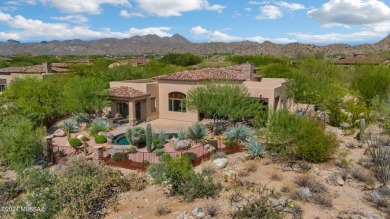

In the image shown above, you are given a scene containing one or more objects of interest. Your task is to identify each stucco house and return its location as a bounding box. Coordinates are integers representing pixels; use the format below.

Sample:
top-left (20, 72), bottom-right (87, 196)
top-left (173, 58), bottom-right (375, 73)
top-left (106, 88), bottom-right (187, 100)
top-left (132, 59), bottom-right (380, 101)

top-left (109, 63), bottom-right (293, 125)
top-left (0, 63), bottom-right (71, 93)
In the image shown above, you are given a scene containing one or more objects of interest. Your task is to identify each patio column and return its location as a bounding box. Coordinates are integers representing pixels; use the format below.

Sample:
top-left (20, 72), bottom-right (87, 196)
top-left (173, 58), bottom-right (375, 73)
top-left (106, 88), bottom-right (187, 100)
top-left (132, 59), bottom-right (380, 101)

top-left (128, 101), bottom-right (136, 126)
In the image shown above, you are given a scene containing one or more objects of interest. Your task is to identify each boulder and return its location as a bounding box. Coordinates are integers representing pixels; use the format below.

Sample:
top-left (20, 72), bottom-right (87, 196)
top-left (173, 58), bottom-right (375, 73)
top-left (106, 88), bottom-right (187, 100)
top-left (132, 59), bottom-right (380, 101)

top-left (53, 129), bottom-right (66, 137)
top-left (336, 175), bottom-right (345, 186)
top-left (213, 158), bottom-right (228, 169)
top-left (298, 187), bottom-right (312, 201)
top-left (191, 206), bottom-right (205, 218)
top-left (173, 140), bottom-right (192, 151)
top-left (340, 122), bottom-right (351, 129)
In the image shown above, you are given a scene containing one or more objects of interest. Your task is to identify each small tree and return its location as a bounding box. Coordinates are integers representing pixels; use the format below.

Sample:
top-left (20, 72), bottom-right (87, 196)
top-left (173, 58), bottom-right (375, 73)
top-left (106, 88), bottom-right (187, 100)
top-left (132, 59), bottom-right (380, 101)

top-left (186, 81), bottom-right (266, 124)
top-left (145, 123), bottom-right (153, 152)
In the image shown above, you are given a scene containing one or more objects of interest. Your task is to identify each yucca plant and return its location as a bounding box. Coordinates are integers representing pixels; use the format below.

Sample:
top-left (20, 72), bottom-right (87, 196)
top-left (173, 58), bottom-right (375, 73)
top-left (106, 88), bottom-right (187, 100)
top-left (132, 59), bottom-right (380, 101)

top-left (60, 118), bottom-right (78, 139)
top-left (224, 124), bottom-right (252, 145)
top-left (246, 139), bottom-right (265, 159)
top-left (187, 123), bottom-right (208, 144)
top-left (89, 118), bottom-right (110, 136)
top-left (126, 127), bottom-right (146, 147)
top-left (177, 129), bottom-right (186, 140)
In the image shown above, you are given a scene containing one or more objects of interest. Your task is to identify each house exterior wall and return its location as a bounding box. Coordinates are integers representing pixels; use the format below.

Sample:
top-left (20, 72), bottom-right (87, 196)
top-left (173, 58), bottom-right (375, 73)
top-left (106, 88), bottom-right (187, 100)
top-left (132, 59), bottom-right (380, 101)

top-left (109, 77), bottom-right (292, 124)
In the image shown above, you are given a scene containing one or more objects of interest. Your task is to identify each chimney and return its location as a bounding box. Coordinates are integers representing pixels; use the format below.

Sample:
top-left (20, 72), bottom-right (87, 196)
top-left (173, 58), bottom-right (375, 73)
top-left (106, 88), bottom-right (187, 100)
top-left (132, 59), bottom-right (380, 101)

top-left (43, 62), bottom-right (52, 73)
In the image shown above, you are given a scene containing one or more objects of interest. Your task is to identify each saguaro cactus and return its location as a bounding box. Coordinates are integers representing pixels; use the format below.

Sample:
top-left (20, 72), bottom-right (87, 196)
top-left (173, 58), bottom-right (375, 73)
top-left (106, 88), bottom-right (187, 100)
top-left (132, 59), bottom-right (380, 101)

top-left (360, 119), bottom-right (365, 143)
top-left (146, 123), bottom-right (152, 152)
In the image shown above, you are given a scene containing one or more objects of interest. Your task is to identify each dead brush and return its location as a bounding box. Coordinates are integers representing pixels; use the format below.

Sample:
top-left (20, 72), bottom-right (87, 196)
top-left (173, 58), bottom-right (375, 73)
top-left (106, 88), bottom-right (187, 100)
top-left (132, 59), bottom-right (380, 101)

top-left (294, 175), bottom-right (326, 193)
top-left (238, 161), bottom-right (257, 177)
top-left (204, 200), bottom-right (220, 217)
top-left (154, 202), bottom-right (172, 216)
top-left (312, 194), bottom-right (333, 208)
top-left (126, 172), bottom-right (148, 191)
top-left (270, 173), bottom-right (283, 181)
top-left (351, 166), bottom-right (376, 186)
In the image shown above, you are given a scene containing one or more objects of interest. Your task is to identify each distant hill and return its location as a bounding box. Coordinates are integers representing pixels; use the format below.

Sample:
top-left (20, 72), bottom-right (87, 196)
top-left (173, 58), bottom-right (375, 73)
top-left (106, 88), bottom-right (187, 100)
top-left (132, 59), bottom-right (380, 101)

top-left (0, 34), bottom-right (389, 56)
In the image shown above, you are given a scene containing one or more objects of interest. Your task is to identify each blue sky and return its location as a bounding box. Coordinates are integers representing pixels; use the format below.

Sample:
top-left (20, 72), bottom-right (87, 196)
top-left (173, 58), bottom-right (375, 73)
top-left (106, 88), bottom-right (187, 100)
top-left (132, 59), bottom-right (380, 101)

top-left (0, 0), bottom-right (390, 45)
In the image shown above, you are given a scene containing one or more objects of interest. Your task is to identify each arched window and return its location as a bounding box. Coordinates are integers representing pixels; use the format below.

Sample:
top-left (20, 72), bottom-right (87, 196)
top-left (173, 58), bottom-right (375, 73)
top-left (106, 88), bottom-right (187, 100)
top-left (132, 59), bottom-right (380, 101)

top-left (168, 92), bottom-right (186, 112)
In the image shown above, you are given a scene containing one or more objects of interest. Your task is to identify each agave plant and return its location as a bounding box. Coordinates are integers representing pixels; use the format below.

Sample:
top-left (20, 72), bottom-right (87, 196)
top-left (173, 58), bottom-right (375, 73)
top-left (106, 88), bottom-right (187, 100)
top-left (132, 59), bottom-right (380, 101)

top-left (246, 139), bottom-right (265, 159)
top-left (187, 123), bottom-right (208, 144)
top-left (60, 118), bottom-right (78, 139)
top-left (72, 112), bottom-right (91, 124)
top-left (126, 127), bottom-right (146, 147)
top-left (224, 124), bottom-right (252, 145)
top-left (89, 118), bottom-right (110, 136)
top-left (177, 128), bottom-right (186, 140)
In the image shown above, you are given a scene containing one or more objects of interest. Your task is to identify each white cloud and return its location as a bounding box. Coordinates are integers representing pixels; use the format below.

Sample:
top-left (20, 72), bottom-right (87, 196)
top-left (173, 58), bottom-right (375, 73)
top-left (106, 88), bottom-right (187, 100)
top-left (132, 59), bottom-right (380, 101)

top-left (135, 0), bottom-right (225, 17)
top-left (207, 31), bottom-right (243, 42)
top-left (248, 1), bottom-right (270, 5)
top-left (247, 36), bottom-right (297, 44)
top-left (244, 7), bottom-right (252, 11)
top-left (38, 0), bottom-right (132, 14)
top-left (119, 10), bottom-right (144, 18)
top-left (190, 26), bottom-right (208, 35)
top-left (0, 11), bottom-right (172, 41)
top-left (308, 0), bottom-right (390, 27)
top-left (276, 1), bottom-right (305, 11)
top-left (256, 5), bottom-right (282, 19)
top-left (51, 15), bottom-right (89, 24)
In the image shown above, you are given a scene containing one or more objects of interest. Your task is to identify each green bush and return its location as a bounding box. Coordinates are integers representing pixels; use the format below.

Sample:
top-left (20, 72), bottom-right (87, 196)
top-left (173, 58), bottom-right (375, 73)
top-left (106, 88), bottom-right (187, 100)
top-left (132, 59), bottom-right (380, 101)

top-left (179, 170), bottom-right (222, 202)
top-left (89, 118), bottom-right (110, 136)
top-left (80, 136), bottom-right (90, 142)
top-left (147, 163), bottom-right (168, 184)
top-left (94, 135), bottom-right (107, 144)
top-left (165, 156), bottom-right (194, 194)
top-left (129, 146), bottom-right (137, 153)
top-left (182, 152), bottom-right (197, 162)
top-left (162, 153), bottom-right (171, 162)
top-left (152, 138), bottom-right (159, 147)
top-left (125, 127), bottom-right (145, 147)
top-left (155, 149), bottom-right (165, 156)
top-left (69, 138), bottom-right (82, 148)
top-left (266, 110), bottom-right (339, 162)
top-left (112, 152), bottom-right (128, 161)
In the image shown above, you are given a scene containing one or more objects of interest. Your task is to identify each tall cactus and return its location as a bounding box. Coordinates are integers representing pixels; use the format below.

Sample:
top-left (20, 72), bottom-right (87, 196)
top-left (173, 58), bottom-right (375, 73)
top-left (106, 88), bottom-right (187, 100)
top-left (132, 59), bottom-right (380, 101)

top-left (146, 123), bottom-right (153, 152)
top-left (360, 119), bottom-right (365, 143)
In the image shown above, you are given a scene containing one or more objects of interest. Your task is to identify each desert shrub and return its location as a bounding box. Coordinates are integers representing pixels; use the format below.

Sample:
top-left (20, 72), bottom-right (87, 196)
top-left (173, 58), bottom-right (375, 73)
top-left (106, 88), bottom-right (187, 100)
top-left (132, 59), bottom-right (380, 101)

top-left (122, 172), bottom-right (148, 191)
top-left (89, 118), bottom-right (110, 136)
top-left (179, 170), bottom-right (222, 202)
top-left (351, 167), bottom-right (376, 186)
top-left (270, 173), bottom-right (283, 181)
top-left (164, 156), bottom-right (194, 195)
top-left (266, 110), bottom-right (339, 162)
top-left (15, 156), bottom-right (134, 219)
top-left (152, 138), bottom-right (159, 146)
top-left (60, 118), bottom-right (78, 139)
top-left (112, 152), bottom-right (128, 161)
top-left (224, 124), bottom-right (252, 145)
top-left (58, 149), bottom-right (66, 157)
top-left (0, 179), bottom-right (23, 208)
top-left (281, 186), bottom-right (291, 193)
top-left (94, 134), bottom-right (107, 144)
top-left (312, 194), bottom-right (333, 208)
top-left (211, 151), bottom-right (227, 159)
top-left (155, 149), bottom-right (165, 156)
top-left (246, 139), bottom-right (265, 159)
top-left (204, 200), bottom-right (220, 217)
top-left (129, 146), bottom-right (137, 153)
top-left (238, 161), bottom-right (257, 177)
top-left (230, 185), bottom-right (283, 219)
top-left (368, 141), bottom-right (390, 185)
top-left (68, 137), bottom-right (82, 148)
top-left (187, 123), bottom-right (208, 144)
top-left (155, 142), bottom-right (165, 149)
top-left (162, 153), bottom-right (171, 162)
top-left (154, 202), bottom-right (172, 216)
top-left (80, 136), bottom-right (90, 142)
top-left (147, 163), bottom-right (168, 184)
top-left (177, 128), bottom-right (186, 140)
top-left (294, 175), bottom-right (326, 193)
top-left (338, 148), bottom-right (352, 170)
top-left (182, 152), bottom-right (197, 162)
top-left (125, 127), bottom-right (145, 147)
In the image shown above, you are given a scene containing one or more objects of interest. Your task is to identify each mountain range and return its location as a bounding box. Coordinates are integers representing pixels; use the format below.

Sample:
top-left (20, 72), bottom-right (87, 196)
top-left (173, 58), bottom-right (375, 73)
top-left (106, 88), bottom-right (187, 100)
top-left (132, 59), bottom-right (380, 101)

top-left (1, 34), bottom-right (389, 57)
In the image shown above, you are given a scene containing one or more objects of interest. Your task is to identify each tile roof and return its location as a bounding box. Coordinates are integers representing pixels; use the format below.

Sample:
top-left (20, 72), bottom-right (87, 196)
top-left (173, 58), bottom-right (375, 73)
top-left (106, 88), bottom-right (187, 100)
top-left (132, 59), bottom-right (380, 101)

top-left (334, 55), bottom-right (385, 65)
top-left (153, 63), bottom-right (260, 82)
top-left (109, 86), bottom-right (150, 99)
top-left (0, 63), bottom-right (71, 73)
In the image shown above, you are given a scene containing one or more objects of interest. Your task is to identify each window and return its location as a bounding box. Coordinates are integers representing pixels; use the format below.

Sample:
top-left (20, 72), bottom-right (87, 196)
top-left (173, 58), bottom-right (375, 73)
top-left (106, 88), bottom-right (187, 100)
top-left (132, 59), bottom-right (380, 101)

top-left (151, 97), bottom-right (156, 112)
top-left (168, 92), bottom-right (186, 112)
top-left (0, 79), bottom-right (6, 92)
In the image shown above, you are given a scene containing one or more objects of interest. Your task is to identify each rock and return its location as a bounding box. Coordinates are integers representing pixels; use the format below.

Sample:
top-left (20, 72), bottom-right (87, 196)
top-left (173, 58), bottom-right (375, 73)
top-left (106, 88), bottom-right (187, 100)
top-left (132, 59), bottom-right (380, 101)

top-left (213, 158), bottom-right (228, 169)
top-left (336, 175), bottom-right (345, 186)
top-left (173, 140), bottom-right (192, 151)
top-left (76, 135), bottom-right (86, 141)
top-left (269, 198), bottom-right (281, 207)
top-left (340, 122), bottom-right (351, 129)
top-left (204, 144), bottom-right (210, 151)
top-left (298, 187), bottom-right (312, 201)
top-left (370, 191), bottom-right (381, 203)
top-left (191, 206), bottom-right (204, 218)
top-left (357, 142), bottom-right (363, 148)
top-left (379, 185), bottom-right (390, 197)
top-left (53, 129), bottom-right (66, 137)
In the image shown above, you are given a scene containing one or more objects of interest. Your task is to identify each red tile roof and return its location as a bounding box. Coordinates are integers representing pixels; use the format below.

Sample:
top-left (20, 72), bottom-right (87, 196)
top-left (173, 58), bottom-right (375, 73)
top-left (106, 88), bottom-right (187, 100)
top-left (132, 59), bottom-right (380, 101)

top-left (153, 63), bottom-right (260, 81)
top-left (334, 55), bottom-right (385, 65)
top-left (0, 63), bottom-right (70, 73)
top-left (110, 86), bottom-right (150, 99)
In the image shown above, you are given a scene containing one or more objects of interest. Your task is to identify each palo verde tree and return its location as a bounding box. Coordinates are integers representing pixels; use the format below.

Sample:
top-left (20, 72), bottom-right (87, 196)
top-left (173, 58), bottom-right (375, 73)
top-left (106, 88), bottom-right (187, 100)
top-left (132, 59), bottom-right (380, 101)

top-left (186, 81), bottom-right (266, 124)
